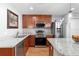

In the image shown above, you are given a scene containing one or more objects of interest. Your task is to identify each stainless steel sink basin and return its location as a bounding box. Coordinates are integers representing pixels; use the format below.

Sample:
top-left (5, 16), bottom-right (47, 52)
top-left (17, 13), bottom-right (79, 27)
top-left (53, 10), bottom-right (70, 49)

top-left (17, 36), bottom-right (25, 38)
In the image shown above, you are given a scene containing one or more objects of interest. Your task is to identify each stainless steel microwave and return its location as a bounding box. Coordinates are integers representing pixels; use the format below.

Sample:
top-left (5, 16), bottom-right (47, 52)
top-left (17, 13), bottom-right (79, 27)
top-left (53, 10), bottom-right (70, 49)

top-left (36, 22), bottom-right (45, 28)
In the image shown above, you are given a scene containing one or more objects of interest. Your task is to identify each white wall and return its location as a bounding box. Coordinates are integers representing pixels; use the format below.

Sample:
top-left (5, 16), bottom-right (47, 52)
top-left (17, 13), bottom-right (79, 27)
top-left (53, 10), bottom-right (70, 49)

top-left (62, 14), bottom-right (72, 38)
top-left (70, 18), bottom-right (79, 35)
top-left (63, 13), bottom-right (79, 38)
top-left (0, 4), bottom-right (22, 37)
top-left (62, 15), bottom-right (68, 38)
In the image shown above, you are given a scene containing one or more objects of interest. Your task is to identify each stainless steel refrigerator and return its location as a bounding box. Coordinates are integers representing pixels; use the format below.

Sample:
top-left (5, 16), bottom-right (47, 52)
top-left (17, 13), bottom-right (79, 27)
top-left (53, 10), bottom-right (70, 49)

top-left (51, 22), bottom-right (55, 37)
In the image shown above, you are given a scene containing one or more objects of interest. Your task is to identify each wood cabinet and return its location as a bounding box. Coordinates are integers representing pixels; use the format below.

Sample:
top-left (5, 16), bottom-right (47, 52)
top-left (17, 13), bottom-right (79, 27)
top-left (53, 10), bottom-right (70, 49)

top-left (24, 36), bottom-right (30, 55)
top-left (23, 35), bottom-right (35, 55)
top-left (0, 35), bottom-right (31, 56)
top-left (0, 48), bottom-right (15, 56)
top-left (22, 15), bottom-right (52, 28)
top-left (49, 45), bottom-right (53, 56)
top-left (29, 35), bottom-right (35, 47)
top-left (22, 15), bottom-right (35, 28)
top-left (22, 15), bottom-right (27, 28)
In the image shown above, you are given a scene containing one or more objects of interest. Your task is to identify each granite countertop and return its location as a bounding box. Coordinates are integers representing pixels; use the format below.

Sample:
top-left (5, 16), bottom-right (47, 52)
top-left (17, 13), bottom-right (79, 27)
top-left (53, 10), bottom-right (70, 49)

top-left (47, 38), bottom-right (79, 56)
top-left (0, 34), bottom-right (30, 48)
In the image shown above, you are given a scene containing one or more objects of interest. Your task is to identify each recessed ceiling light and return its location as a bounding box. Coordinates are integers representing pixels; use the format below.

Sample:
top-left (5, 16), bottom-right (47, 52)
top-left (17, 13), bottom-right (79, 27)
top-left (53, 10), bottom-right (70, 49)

top-left (29, 6), bottom-right (34, 10)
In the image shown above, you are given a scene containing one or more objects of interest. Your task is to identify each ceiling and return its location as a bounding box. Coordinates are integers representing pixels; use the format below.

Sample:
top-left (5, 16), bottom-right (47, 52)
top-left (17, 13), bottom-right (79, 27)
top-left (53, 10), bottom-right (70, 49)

top-left (6, 3), bottom-right (79, 16)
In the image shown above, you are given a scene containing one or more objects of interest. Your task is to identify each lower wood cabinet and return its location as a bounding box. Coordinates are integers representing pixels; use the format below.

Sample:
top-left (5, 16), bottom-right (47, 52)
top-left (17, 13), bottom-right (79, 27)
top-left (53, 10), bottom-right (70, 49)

top-left (0, 48), bottom-right (15, 56)
top-left (24, 36), bottom-right (30, 55)
top-left (0, 35), bottom-right (53, 56)
top-left (49, 45), bottom-right (53, 56)
top-left (29, 35), bottom-right (35, 47)
top-left (0, 35), bottom-right (33, 56)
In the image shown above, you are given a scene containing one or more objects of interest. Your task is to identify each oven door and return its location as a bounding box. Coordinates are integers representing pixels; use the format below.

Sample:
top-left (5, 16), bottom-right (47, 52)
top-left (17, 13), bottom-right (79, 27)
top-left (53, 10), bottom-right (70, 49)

top-left (35, 37), bottom-right (46, 46)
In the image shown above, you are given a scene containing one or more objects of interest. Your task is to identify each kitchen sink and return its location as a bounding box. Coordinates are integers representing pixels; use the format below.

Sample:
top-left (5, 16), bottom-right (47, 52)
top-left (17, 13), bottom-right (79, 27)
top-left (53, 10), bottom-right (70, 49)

top-left (17, 36), bottom-right (25, 38)
top-left (15, 35), bottom-right (25, 38)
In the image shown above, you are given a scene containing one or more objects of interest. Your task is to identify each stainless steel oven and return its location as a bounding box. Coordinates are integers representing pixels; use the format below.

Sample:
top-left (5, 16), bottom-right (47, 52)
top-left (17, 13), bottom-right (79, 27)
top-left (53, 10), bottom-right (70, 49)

top-left (35, 22), bottom-right (46, 47)
top-left (35, 37), bottom-right (46, 46)
top-left (35, 30), bottom-right (46, 47)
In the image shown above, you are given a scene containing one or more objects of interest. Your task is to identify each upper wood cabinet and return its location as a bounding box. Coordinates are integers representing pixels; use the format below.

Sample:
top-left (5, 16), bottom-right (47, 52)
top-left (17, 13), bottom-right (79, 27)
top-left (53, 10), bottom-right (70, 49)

top-left (22, 15), bottom-right (35, 28)
top-left (22, 15), bottom-right (27, 28)
top-left (22, 15), bottom-right (52, 28)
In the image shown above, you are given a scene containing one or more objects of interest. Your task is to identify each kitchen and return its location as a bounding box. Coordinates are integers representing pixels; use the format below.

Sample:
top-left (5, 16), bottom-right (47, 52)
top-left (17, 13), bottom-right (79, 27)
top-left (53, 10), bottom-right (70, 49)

top-left (0, 3), bottom-right (79, 56)
top-left (0, 3), bottom-right (55, 56)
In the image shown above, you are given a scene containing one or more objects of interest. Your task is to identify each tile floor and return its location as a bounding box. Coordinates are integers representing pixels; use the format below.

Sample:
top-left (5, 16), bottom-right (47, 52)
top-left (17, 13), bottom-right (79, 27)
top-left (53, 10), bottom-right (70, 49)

top-left (26, 47), bottom-right (49, 56)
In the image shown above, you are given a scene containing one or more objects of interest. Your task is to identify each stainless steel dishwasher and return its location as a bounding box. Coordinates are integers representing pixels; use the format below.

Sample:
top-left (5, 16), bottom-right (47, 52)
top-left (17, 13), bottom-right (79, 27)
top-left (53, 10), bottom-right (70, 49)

top-left (16, 41), bottom-right (24, 56)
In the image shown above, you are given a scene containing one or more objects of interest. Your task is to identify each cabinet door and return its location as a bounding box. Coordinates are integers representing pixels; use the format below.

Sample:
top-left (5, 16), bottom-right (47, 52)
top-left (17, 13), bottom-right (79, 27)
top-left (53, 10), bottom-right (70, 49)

top-left (0, 48), bottom-right (15, 56)
top-left (22, 15), bottom-right (35, 28)
top-left (24, 37), bottom-right (29, 47)
top-left (24, 36), bottom-right (30, 55)
top-left (29, 35), bottom-right (35, 47)
top-left (36, 15), bottom-right (52, 28)
top-left (22, 15), bottom-right (27, 28)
